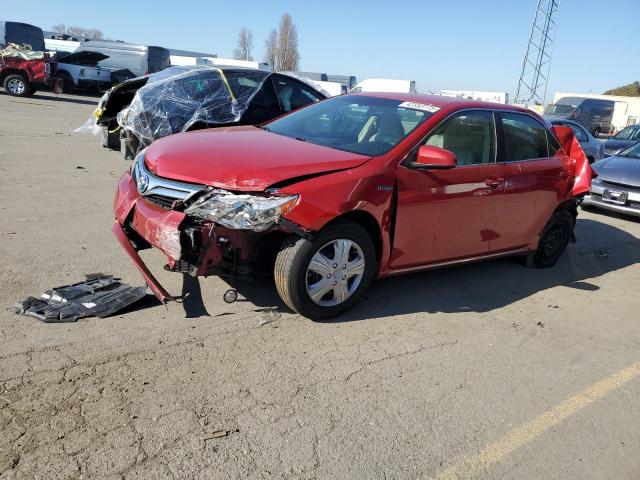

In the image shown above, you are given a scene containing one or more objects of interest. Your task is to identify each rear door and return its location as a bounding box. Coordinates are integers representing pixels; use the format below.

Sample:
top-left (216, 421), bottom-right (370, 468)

top-left (490, 111), bottom-right (571, 252)
top-left (391, 109), bottom-right (506, 269)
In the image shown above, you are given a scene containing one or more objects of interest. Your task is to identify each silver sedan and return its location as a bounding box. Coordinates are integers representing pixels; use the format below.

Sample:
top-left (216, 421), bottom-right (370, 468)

top-left (582, 142), bottom-right (640, 217)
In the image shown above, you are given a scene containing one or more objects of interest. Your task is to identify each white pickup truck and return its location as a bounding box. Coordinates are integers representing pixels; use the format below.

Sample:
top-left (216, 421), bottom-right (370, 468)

top-left (54, 51), bottom-right (113, 92)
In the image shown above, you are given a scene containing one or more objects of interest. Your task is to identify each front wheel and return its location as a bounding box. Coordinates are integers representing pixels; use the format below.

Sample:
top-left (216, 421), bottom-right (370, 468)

top-left (524, 210), bottom-right (575, 268)
top-left (274, 221), bottom-right (377, 320)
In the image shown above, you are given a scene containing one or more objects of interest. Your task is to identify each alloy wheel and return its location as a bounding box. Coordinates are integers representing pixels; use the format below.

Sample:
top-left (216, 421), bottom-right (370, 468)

top-left (7, 78), bottom-right (25, 95)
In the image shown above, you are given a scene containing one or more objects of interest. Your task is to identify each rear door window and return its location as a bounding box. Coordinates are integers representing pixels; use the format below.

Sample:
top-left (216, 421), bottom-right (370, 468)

top-left (499, 112), bottom-right (550, 161)
top-left (241, 77), bottom-right (280, 124)
top-left (272, 75), bottom-right (323, 113)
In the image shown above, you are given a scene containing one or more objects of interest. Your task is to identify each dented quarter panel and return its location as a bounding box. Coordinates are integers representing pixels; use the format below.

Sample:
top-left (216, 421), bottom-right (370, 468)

top-left (551, 125), bottom-right (593, 198)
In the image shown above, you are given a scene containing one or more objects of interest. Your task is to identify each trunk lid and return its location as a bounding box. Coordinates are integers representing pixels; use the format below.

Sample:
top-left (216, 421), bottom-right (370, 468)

top-left (593, 156), bottom-right (640, 188)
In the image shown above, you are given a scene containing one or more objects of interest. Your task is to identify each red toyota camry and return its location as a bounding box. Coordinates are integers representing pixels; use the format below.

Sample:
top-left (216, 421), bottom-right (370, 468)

top-left (113, 93), bottom-right (591, 319)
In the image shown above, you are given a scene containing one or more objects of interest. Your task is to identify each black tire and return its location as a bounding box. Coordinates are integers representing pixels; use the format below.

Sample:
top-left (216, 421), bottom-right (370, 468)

top-left (3, 74), bottom-right (30, 97)
top-left (101, 125), bottom-right (121, 150)
top-left (56, 71), bottom-right (74, 93)
top-left (120, 131), bottom-right (140, 160)
top-left (525, 210), bottom-right (575, 268)
top-left (274, 221), bottom-right (377, 320)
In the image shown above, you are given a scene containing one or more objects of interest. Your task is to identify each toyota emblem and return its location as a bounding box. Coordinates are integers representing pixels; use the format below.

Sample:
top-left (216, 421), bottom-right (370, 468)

top-left (137, 174), bottom-right (149, 193)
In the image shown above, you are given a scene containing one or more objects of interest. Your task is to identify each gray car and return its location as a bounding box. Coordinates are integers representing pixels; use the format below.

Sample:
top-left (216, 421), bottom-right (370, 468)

top-left (582, 142), bottom-right (640, 217)
top-left (546, 117), bottom-right (605, 163)
top-left (602, 124), bottom-right (640, 157)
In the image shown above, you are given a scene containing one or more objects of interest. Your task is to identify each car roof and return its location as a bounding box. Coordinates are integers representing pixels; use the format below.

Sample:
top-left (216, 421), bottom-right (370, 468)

top-left (349, 92), bottom-right (532, 112)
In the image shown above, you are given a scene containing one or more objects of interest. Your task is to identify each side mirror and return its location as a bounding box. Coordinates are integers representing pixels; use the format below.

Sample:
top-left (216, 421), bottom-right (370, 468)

top-left (406, 145), bottom-right (457, 170)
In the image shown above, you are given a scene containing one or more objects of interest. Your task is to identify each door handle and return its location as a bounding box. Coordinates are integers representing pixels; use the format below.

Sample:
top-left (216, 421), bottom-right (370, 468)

top-left (485, 177), bottom-right (504, 188)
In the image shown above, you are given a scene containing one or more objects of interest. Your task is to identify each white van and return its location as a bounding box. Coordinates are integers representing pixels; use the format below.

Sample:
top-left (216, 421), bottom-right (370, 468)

top-left (350, 78), bottom-right (417, 94)
top-left (310, 80), bottom-right (346, 97)
top-left (196, 56), bottom-right (272, 71)
top-left (74, 40), bottom-right (170, 77)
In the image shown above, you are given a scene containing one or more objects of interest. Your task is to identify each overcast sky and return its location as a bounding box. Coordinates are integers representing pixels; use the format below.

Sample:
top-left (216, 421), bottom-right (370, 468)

top-left (5, 0), bottom-right (639, 100)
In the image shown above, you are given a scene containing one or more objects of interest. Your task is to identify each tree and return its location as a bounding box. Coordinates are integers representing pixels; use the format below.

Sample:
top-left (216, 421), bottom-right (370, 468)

top-left (86, 28), bottom-right (104, 40)
top-left (264, 29), bottom-right (278, 69)
top-left (233, 27), bottom-right (254, 61)
top-left (275, 13), bottom-right (299, 72)
top-left (604, 81), bottom-right (640, 97)
top-left (50, 25), bottom-right (104, 40)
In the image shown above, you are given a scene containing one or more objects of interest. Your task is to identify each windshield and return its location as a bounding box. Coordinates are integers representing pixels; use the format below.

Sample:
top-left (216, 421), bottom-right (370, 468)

top-left (615, 126), bottom-right (640, 140)
top-left (265, 95), bottom-right (434, 156)
top-left (618, 142), bottom-right (640, 158)
top-left (544, 103), bottom-right (576, 115)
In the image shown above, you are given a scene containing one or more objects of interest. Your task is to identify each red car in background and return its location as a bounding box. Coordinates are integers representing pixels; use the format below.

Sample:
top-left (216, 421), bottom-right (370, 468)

top-left (112, 93), bottom-right (591, 319)
top-left (0, 50), bottom-right (52, 97)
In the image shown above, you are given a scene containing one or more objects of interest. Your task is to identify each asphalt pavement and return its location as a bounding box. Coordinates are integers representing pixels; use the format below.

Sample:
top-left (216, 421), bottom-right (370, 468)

top-left (0, 91), bottom-right (639, 479)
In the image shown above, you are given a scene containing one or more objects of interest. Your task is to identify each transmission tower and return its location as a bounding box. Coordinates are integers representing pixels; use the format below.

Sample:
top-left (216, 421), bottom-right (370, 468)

top-left (515, 0), bottom-right (560, 105)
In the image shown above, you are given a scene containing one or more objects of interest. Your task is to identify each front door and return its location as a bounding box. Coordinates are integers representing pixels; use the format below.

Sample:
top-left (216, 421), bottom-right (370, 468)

top-left (391, 110), bottom-right (506, 269)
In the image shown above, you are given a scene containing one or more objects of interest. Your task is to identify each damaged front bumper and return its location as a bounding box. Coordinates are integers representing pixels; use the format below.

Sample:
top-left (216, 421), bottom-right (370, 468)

top-left (113, 170), bottom-right (305, 303)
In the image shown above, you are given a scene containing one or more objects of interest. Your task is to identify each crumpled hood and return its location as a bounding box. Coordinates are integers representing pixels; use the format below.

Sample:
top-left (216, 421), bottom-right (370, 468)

top-left (592, 155), bottom-right (640, 188)
top-left (144, 126), bottom-right (371, 191)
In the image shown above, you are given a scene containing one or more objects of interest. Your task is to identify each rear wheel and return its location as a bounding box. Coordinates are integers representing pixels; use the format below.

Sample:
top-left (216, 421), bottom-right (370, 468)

top-left (274, 221), bottom-right (376, 320)
top-left (56, 71), bottom-right (74, 93)
top-left (525, 210), bottom-right (575, 268)
top-left (3, 74), bottom-right (30, 97)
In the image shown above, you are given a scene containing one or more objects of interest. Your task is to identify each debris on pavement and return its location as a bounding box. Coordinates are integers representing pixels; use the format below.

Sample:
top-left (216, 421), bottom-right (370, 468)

top-left (11, 275), bottom-right (147, 323)
top-left (204, 430), bottom-right (230, 440)
top-left (258, 309), bottom-right (281, 327)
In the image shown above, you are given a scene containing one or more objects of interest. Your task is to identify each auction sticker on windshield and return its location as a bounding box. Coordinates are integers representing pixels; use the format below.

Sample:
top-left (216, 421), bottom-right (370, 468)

top-left (398, 101), bottom-right (441, 113)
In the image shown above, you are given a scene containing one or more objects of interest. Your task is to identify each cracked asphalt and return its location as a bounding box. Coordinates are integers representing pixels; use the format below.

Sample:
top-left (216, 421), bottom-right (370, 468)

top-left (1, 91), bottom-right (639, 479)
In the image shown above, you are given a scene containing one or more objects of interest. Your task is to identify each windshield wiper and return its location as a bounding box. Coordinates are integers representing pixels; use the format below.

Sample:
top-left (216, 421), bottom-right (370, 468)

top-left (294, 136), bottom-right (309, 143)
top-left (259, 125), bottom-right (271, 132)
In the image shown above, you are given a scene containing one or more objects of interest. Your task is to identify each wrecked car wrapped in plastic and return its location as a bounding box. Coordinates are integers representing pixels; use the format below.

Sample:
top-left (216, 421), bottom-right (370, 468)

top-left (79, 66), bottom-right (328, 157)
